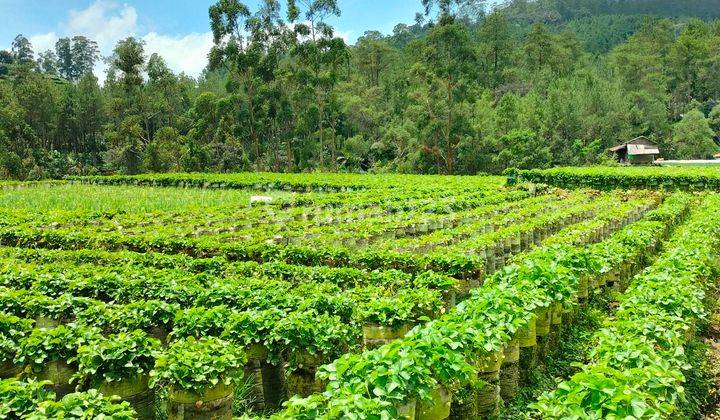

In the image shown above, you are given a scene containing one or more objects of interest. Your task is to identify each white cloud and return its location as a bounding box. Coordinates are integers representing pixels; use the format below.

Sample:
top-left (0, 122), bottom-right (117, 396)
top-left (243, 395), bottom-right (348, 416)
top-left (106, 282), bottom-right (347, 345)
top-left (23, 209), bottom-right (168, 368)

top-left (334, 29), bottom-right (353, 44)
top-left (29, 32), bottom-right (59, 54)
top-left (63, 0), bottom-right (138, 54)
top-left (27, 0), bottom-right (212, 82)
top-left (142, 32), bottom-right (214, 77)
top-left (27, 1), bottom-right (349, 81)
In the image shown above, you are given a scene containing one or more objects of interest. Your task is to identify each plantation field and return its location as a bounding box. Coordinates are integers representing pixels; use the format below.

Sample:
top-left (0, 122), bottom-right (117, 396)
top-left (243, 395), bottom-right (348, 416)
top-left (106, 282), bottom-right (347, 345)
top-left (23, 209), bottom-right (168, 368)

top-left (1, 172), bottom-right (719, 419)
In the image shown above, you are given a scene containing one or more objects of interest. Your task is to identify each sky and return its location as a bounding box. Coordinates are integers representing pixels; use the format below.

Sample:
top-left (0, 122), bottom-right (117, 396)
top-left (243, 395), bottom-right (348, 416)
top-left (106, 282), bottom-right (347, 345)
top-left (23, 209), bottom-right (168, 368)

top-left (0, 0), bottom-right (426, 79)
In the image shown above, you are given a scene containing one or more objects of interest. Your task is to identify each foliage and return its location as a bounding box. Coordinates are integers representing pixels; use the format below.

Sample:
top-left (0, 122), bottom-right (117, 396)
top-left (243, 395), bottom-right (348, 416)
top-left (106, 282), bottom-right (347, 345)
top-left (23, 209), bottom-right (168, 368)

top-left (0, 378), bottom-right (54, 418)
top-left (533, 194), bottom-right (720, 417)
top-left (518, 166), bottom-right (720, 191)
top-left (1, 3), bottom-right (720, 178)
top-left (27, 389), bottom-right (136, 419)
top-left (15, 324), bottom-right (100, 372)
top-left (74, 330), bottom-right (162, 386)
top-left (670, 108), bottom-right (718, 159)
top-left (0, 312), bottom-right (34, 363)
top-left (149, 336), bottom-right (246, 394)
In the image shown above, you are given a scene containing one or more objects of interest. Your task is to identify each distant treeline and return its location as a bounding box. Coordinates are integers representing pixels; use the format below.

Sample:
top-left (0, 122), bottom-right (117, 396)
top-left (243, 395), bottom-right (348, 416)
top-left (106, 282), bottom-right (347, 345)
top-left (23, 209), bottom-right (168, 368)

top-left (0, 0), bottom-right (719, 179)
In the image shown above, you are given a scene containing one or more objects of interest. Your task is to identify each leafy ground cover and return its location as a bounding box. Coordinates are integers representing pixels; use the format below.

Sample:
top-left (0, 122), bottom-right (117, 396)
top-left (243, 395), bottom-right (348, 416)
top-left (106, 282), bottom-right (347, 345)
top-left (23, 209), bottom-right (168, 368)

top-left (0, 172), bottom-right (717, 419)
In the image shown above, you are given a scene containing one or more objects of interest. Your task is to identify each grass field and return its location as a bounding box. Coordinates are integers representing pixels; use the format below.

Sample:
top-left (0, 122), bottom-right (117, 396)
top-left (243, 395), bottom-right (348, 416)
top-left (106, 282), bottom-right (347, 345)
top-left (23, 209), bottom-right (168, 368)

top-left (1, 171), bottom-right (718, 419)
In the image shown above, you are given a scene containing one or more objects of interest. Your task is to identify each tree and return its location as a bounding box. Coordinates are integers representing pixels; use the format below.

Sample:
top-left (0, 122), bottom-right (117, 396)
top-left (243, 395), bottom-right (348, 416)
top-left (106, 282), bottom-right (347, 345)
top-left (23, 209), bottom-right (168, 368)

top-left (670, 108), bottom-right (718, 159)
top-left (667, 20), bottom-right (714, 110)
top-left (75, 73), bottom-right (104, 159)
top-left (710, 103), bottom-right (720, 139)
top-left (111, 38), bottom-right (146, 93)
top-left (56, 36), bottom-right (100, 82)
top-left (0, 50), bottom-right (13, 77)
top-left (209, 0), bottom-right (285, 164)
top-left (36, 50), bottom-right (58, 75)
top-left (287, 0), bottom-right (347, 170)
top-left (354, 31), bottom-right (393, 87)
top-left (479, 11), bottom-right (512, 88)
top-left (494, 129), bottom-right (552, 171)
top-left (421, 0), bottom-right (487, 20)
top-left (11, 35), bottom-right (34, 64)
top-left (105, 115), bottom-right (146, 174)
top-left (412, 13), bottom-right (479, 174)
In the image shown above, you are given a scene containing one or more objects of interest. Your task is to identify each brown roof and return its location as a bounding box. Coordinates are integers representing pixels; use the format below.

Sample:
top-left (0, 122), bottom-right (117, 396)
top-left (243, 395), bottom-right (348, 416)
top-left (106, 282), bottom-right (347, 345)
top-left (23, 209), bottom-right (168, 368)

top-left (627, 144), bottom-right (660, 156)
top-left (609, 136), bottom-right (660, 154)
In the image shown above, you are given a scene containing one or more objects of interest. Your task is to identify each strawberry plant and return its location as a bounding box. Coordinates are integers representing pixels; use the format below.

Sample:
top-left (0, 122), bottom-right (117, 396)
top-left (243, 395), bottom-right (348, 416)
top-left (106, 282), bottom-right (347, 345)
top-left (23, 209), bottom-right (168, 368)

top-left (149, 336), bottom-right (246, 394)
top-left (27, 389), bottom-right (136, 419)
top-left (73, 330), bottom-right (162, 387)
top-left (0, 378), bottom-right (54, 418)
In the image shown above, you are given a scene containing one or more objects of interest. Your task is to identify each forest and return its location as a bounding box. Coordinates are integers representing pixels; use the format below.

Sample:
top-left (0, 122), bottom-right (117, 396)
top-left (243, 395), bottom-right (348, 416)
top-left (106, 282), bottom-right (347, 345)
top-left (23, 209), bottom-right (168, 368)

top-left (1, 0), bottom-right (720, 179)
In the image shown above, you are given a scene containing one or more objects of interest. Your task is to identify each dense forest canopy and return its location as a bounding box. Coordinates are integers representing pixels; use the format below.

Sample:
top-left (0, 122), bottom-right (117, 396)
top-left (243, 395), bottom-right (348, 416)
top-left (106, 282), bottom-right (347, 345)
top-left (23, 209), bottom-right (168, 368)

top-left (1, 0), bottom-right (719, 178)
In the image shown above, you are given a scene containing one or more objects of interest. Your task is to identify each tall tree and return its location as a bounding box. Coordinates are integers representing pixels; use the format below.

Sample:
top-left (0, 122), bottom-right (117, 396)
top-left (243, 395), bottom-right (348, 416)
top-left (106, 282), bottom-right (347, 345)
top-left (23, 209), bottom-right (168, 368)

top-left (111, 38), bottom-right (146, 94)
top-left (670, 108), bottom-right (718, 159)
top-left (11, 35), bottom-right (34, 64)
top-left (412, 7), bottom-right (479, 174)
top-left (479, 10), bottom-right (512, 88)
top-left (209, 0), bottom-right (286, 164)
top-left (354, 31), bottom-right (393, 87)
top-left (56, 36), bottom-right (100, 82)
top-left (36, 50), bottom-right (58, 75)
top-left (287, 0), bottom-right (347, 170)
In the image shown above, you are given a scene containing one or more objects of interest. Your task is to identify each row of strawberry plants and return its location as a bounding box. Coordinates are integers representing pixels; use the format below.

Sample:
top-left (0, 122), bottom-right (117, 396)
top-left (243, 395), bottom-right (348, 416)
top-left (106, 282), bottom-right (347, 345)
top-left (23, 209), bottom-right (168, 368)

top-left (31, 189), bottom-right (533, 249)
top-left (0, 319), bottom-right (247, 418)
top-left (1, 377), bottom-right (136, 419)
top-left (367, 192), bottom-right (582, 253)
top-left (0, 194), bottom-right (683, 419)
top-left (0, 195), bottom-right (614, 278)
top-left (512, 166), bottom-right (720, 191)
top-left (0, 188), bottom-right (472, 234)
top-left (275, 184), bottom-right (510, 213)
top-left (252, 193), bottom-right (692, 419)
top-left (533, 193), bottom-right (720, 418)
top-left (0, 272), bottom-right (447, 333)
top-left (67, 172), bottom-right (505, 193)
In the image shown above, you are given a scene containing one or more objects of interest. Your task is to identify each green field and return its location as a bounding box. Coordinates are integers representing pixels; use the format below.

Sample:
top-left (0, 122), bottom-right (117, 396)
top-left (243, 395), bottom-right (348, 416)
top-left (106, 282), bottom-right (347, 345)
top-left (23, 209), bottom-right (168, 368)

top-left (1, 172), bottom-right (719, 419)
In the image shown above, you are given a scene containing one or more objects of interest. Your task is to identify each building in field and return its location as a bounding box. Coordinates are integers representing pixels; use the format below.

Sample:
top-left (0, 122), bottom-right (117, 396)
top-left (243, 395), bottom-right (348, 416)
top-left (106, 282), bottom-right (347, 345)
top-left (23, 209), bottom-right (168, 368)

top-left (608, 136), bottom-right (661, 165)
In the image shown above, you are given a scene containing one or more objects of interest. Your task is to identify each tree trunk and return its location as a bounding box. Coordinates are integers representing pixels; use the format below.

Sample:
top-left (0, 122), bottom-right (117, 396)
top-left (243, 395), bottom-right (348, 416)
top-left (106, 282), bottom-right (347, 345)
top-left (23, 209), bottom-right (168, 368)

top-left (318, 99), bottom-right (325, 170)
top-left (445, 80), bottom-right (454, 175)
top-left (330, 114), bottom-right (338, 172)
top-left (247, 77), bottom-right (260, 162)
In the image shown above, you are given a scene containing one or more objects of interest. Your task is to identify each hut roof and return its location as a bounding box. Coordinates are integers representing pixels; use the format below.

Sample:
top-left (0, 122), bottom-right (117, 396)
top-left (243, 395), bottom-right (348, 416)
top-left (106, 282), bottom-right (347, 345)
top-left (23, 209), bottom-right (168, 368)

top-left (609, 136), bottom-right (660, 155)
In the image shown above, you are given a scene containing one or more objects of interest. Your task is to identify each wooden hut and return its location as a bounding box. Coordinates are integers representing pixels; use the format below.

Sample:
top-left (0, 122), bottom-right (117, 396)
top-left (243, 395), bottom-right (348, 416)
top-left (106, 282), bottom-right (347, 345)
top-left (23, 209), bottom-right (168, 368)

top-left (608, 136), bottom-right (660, 165)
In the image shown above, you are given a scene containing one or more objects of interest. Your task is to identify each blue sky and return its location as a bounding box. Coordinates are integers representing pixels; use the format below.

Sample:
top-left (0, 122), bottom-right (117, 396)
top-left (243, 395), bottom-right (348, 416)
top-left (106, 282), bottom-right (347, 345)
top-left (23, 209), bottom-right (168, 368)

top-left (0, 0), bottom-right (426, 77)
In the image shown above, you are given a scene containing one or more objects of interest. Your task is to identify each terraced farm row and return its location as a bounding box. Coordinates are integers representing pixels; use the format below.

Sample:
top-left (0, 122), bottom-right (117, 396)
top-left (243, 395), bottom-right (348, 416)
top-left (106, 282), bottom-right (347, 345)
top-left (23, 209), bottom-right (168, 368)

top-left (1, 173), bottom-right (717, 419)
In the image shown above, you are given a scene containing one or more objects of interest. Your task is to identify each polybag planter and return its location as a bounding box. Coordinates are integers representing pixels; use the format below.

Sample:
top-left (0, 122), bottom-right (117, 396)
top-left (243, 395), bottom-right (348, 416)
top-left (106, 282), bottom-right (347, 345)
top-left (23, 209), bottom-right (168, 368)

top-left (38, 360), bottom-right (76, 399)
top-left (500, 338), bottom-right (520, 400)
top-left (244, 344), bottom-right (270, 412)
top-left (417, 387), bottom-right (451, 420)
top-left (168, 382), bottom-right (234, 420)
top-left (396, 399), bottom-right (417, 420)
top-left (286, 351), bottom-right (328, 398)
top-left (98, 374), bottom-right (154, 419)
top-left (362, 324), bottom-right (412, 350)
top-left (1, 357), bottom-right (20, 378)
